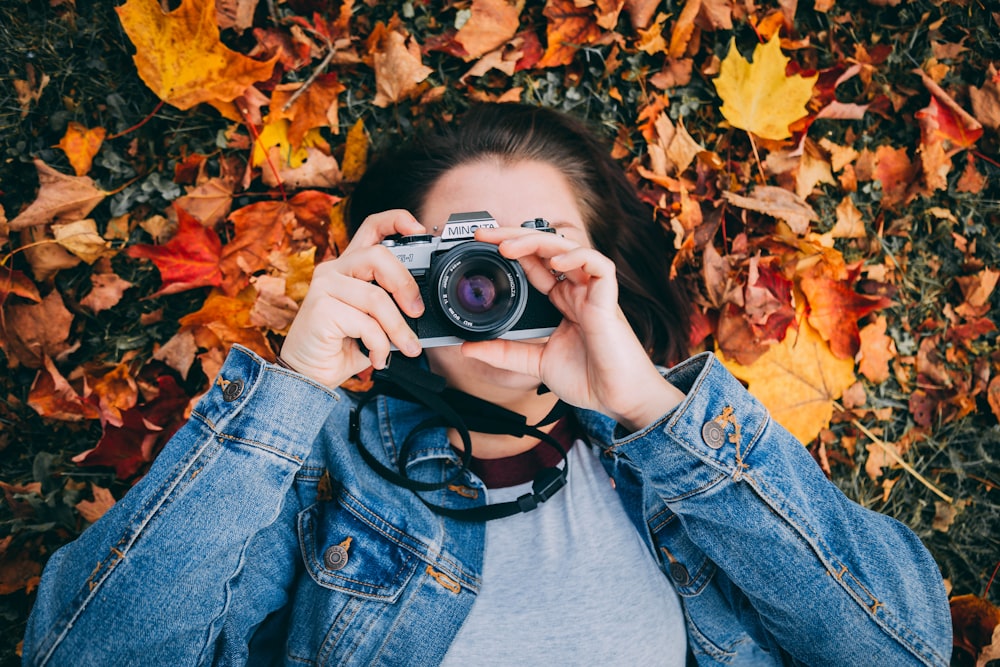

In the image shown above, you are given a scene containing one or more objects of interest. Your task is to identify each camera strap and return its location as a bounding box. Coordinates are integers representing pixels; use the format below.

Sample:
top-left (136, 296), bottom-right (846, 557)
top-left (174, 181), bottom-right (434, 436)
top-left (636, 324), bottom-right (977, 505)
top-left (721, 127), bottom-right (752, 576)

top-left (348, 353), bottom-right (569, 522)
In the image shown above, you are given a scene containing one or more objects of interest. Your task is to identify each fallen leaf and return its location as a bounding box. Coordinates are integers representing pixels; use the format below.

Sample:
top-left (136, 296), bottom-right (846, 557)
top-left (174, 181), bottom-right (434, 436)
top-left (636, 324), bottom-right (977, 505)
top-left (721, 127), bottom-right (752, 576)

top-left (219, 200), bottom-right (293, 294)
top-left (0, 267), bottom-right (42, 304)
top-left (27, 356), bottom-right (102, 422)
top-left (215, 0), bottom-right (258, 33)
top-left (249, 275), bottom-right (299, 331)
top-left (116, 0), bottom-right (277, 109)
top-left (89, 362), bottom-right (140, 427)
top-left (536, 0), bottom-right (604, 68)
top-left (800, 274), bottom-right (892, 360)
top-left (454, 0), bottom-right (525, 60)
top-left (857, 315), bottom-right (896, 383)
top-left (720, 314), bottom-right (856, 444)
top-left (713, 34), bottom-right (818, 140)
top-left (951, 593), bottom-right (1000, 665)
top-left (722, 186), bottom-right (817, 235)
top-left (152, 330), bottom-right (198, 380)
top-left (22, 225), bottom-right (82, 282)
top-left (988, 376), bottom-right (1000, 423)
top-left (270, 73), bottom-right (346, 145)
top-left (127, 205), bottom-right (224, 295)
top-left (0, 537), bottom-right (42, 596)
top-left (3, 290), bottom-right (77, 369)
top-left (370, 22), bottom-right (434, 107)
top-left (873, 144), bottom-right (918, 209)
top-left (55, 122), bottom-right (107, 177)
top-left (75, 484), bottom-right (116, 523)
top-left (173, 176), bottom-right (236, 227)
top-left (81, 263), bottom-right (134, 313)
top-left (8, 160), bottom-right (106, 231)
top-left (341, 118), bottom-right (369, 183)
top-left (969, 63), bottom-right (1000, 131)
top-left (52, 219), bottom-right (109, 264)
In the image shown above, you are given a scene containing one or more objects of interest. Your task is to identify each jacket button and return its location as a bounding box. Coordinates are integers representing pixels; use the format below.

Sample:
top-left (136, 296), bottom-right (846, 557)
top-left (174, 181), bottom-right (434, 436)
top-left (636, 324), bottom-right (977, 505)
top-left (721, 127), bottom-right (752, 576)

top-left (669, 562), bottom-right (690, 586)
top-left (701, 421), bottom-right (725, 449)
top-left (323, 544), bottom-right (349, 571)
top-left (222, 379), bottom-right (245, 402)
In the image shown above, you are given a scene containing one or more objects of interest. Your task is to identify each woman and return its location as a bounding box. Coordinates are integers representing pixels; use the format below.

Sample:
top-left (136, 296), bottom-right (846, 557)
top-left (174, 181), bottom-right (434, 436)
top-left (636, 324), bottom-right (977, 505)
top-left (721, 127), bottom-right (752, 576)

top-left (23, 104), bottom-right (951, 666)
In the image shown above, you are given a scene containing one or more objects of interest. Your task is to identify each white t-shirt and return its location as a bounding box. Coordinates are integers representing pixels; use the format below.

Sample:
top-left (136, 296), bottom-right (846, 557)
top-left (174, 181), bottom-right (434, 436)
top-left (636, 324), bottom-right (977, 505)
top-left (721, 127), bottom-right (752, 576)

top-left (441, 441), bottom-right (688, 665)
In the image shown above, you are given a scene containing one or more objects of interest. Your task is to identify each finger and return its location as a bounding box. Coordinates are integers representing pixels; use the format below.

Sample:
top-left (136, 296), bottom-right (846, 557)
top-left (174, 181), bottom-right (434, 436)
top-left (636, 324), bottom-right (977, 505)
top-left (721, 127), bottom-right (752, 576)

top-left (325, 277), bottom-right (422, 356)
top-left (347, 209), bottom-right (426, 250)
top-left (338, 245), bottom-right (424, 318)
top-left (460, 338), bottom-right (544, 379)
top-left (550, 248), bottom-right (619, 305)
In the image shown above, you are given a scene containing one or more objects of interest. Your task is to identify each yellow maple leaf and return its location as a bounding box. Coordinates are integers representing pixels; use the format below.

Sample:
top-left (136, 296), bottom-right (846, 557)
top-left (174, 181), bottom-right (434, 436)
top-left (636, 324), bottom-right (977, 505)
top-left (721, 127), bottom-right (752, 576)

top-left (116, 0), bottom-right (276, 110)
top-left (251, 119), bottom-right (326, 169)
top-left (713, 34), bottom-right (818, 141)
top-left (718, 313), bottom-right (856, 444)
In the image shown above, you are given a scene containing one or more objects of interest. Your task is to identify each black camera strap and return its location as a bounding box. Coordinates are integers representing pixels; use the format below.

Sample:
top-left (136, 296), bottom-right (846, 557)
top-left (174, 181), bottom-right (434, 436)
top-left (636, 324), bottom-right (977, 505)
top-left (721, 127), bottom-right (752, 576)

top-left (348, 353), bottom-right (569, 522)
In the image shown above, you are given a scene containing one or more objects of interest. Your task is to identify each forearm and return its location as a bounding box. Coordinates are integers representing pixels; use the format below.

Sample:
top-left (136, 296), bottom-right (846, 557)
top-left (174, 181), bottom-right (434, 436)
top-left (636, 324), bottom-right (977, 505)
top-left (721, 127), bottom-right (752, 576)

top-left (607, 353), bottom-right (952, 666)
top-left (23, 346), bottom-right (343, 666)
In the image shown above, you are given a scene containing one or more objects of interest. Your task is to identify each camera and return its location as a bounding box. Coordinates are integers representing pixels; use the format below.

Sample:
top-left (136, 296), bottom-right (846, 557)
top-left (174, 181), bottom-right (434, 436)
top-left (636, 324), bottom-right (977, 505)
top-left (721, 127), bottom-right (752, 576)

top-left (382, 211), bottom-right (562, 347)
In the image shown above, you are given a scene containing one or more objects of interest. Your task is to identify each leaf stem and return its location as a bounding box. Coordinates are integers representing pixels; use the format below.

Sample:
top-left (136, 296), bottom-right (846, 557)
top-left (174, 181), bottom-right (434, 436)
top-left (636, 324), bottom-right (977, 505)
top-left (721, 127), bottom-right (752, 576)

top-left (283, 41), bottom-right (336, 112)
top-left (747, 133), bottom-right (767, 184)
top-left (107, 100), bottom-right (166, 140)
top-left (842, 409), bottom-right (954, 504)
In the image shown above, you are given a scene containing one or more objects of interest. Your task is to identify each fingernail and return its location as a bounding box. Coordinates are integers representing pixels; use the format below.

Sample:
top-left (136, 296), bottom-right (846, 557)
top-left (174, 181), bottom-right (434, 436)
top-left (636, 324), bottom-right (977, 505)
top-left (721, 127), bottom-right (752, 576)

top-left (411, 299), bottom-right (424, 315)
top-left (403, 341), bottom-right (421, 356)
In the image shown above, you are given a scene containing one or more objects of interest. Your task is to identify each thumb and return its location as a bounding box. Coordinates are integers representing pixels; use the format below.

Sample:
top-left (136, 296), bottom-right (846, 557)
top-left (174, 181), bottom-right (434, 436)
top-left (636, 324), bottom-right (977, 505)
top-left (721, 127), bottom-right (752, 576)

top-left (460, 339), bottom-right (543, 379)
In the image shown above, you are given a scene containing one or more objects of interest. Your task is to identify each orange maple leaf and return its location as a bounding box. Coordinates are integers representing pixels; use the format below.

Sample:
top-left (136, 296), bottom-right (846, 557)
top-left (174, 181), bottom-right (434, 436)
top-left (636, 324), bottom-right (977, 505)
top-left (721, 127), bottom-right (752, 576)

top-left (27, 356), bottom-right (102, 422)
top-left (800, 274), bottom-right (892, 360)
top-left (126, 205), bottom-right (223, 295)
top-left (271, 74), bottom-right (347, 145)
top-left (55, 122), bottom-right (107, 177)
top-left (536, 0), bottom-right (604, 68)
top-left (455, 0), bottom-right (526, 60)
top-left (116, 0), bottom-right (277, 110)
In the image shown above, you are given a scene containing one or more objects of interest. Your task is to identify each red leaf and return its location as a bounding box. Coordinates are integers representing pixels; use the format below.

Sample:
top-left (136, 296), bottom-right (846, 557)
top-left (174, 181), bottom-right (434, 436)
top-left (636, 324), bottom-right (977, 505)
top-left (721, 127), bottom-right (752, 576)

top-left (127, 205), bottom-right (223, 296)
top-left (800, 275), bottom-right (893, 360)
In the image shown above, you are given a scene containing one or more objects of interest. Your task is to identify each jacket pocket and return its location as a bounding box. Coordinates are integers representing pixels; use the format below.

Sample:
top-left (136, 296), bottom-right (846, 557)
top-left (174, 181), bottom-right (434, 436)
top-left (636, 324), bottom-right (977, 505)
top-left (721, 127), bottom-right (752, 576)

top-left (297, 495), bottom-right (420, 602)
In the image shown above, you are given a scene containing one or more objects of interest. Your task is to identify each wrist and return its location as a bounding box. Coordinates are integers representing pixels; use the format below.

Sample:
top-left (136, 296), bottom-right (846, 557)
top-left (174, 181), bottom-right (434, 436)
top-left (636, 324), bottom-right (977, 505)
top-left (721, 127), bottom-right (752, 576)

top-left (611, 376), bottom-right (686, 433)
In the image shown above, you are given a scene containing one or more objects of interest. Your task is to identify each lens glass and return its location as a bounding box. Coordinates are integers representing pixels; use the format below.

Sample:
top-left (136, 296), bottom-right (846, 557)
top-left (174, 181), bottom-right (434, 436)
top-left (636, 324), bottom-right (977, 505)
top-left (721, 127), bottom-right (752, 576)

top-left (433, 242), bottom-right (528, 339)
top-left (455, 273), bottom-right (497, 314)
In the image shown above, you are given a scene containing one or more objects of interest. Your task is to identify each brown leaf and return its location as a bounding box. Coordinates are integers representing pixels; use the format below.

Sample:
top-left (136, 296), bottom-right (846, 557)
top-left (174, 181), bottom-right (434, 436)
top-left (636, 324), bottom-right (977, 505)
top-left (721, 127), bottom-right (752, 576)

top-left (27, 356), bottom-right (102, 422)
top-left (370, 23), bottom-right (434, 108)
top-left (89, 362), bottom-right (140, 427)
top-left (536, 0), bottom-right (604, 68)
top-left (215, 0), bottom-right (258, 33)
top-left (8, 160), bottom-right (106, 231)
top-left (152, 330), bottom-right (198, 380)
top-left (857, 315), bottom-right (896, 384)
top-left (75, 484), bottom-right (116, 523)
top-left (81, 262), bottom-right (133, 313)
top-left (951, 593), bottom-right (1000, 664)
top-left (0, 536), bottom-right (42, 596)
top-left (22, 225), bottom-right (82, 282)
top-left (3, 290), bottom-right (77, 369)
top-left (721, 186), bottom-right (817, 235)
top-left (52, 219), bottom-right (110, 264)
top-left (249, 275), bottom-right (299, 332)
top-left (989, 376), bottom-right (1000, 424)
top-left (969, 63), bottom-right (1000, 131)
top-left (219, 201), bottom-right (293, 294)
top-left (0, 266), bottom-right (42, 304)
top-left (270, 74), bottom-right (347, 145)
top-left (454, 0), bottom-right (525, 60)
top-left (173, 176), bottom-right (236, 227)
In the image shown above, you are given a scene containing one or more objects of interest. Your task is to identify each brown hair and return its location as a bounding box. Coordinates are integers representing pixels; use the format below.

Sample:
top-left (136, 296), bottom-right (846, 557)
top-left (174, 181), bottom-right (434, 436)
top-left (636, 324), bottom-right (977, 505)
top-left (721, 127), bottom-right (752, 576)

top-left (347, 103), bottom-right (689, 366)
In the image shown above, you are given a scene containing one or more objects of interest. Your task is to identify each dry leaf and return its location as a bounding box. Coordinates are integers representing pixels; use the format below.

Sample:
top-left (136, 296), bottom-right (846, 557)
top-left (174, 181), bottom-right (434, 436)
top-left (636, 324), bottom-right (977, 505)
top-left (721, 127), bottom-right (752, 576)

top-left (9, 160), bottom-right (106, 231)
top-left (536, 0), bottom-right (604, 68)
top-left (116, 0), bottom-right (277, 109)
top-left (3, 290), bottom-right (77, 369)
top-left (720, 314), bottom-right (857, 444)
top-left (371, 24), bottom-right (434, 107)
top-left (75, 484), bottom-right (116, 523)
top-left (722, 186), bottom-right (817, 235)
top-left (455, 0), bottom-right (526, 60)
top-left (55, 122), bottom-right (107, 177)
top-left (52, 219), bottom-right (109, 264)
top-left (714, 34), bottom-right (818, 140)
top-left (857, 315), bottom-right (896, 384)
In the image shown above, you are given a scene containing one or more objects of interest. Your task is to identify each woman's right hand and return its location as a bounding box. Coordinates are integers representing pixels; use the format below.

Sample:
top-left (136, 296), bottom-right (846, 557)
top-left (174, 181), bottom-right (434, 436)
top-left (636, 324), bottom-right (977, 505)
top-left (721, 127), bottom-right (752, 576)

top-left (278, 209), bottom-right (427, 388)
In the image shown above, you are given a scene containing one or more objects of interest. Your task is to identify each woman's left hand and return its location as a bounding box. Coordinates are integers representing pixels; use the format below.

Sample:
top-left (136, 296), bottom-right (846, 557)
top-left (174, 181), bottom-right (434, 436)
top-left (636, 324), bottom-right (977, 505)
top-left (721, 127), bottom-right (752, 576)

top-left (461, 226), bottom-right (686, 432)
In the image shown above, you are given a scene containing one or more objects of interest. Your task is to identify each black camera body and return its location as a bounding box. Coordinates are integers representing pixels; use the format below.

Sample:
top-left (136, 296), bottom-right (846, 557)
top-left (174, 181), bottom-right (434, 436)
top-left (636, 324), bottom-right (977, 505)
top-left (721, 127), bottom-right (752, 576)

top-left (382, 211), bottom-right (562, 348)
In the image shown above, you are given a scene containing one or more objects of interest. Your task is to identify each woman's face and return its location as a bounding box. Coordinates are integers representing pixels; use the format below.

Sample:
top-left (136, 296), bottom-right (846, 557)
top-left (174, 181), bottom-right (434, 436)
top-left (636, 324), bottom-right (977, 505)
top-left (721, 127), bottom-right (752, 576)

top-left (417, 159), bottom-right (590, 398)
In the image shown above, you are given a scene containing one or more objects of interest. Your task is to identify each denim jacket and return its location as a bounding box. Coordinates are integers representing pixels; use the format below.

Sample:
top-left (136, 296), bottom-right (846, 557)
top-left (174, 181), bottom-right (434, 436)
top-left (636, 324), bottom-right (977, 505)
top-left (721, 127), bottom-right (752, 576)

top-left (23, 346), bottom-right (952, 666)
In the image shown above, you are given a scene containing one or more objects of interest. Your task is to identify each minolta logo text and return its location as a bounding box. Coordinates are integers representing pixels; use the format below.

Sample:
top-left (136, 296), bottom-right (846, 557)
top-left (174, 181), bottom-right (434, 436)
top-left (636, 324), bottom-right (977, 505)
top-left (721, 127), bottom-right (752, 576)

top-left (441, 219), bottom-right (498, 241)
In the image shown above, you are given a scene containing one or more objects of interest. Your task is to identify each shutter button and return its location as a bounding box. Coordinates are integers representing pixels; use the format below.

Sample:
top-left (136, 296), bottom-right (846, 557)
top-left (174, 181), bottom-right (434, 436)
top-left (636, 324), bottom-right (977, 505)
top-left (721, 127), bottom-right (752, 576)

top-left (324, 544), bottom-right (349, 570)
top-left (701, 421), bottom-right (725, 449)
top-left (221, 379), bottom-right (244, 402)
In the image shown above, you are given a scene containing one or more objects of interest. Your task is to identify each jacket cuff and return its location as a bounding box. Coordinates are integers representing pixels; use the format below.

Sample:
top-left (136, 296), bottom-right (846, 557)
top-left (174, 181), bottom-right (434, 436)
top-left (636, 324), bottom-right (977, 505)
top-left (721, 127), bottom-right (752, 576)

top-left (609, 351), bottom-right (776, 500)
top-left (190, 344), bottom-right (344, 463)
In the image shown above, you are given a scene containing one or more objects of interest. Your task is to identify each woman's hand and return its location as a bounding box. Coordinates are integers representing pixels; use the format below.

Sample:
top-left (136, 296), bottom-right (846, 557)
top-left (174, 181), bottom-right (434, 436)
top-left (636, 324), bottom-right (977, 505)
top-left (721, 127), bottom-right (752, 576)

top-left (461, 226), bottom-right (686, 432)
top-left (279, 210), bottom-right (427, 388)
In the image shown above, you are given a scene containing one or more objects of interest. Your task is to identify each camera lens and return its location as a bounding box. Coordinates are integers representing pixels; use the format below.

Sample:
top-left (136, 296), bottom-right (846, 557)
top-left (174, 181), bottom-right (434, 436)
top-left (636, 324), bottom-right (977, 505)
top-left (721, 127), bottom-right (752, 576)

top-left (431, 242), bottom-right (528, 340)
top-left (455, 274), bottom-right (497, 313)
